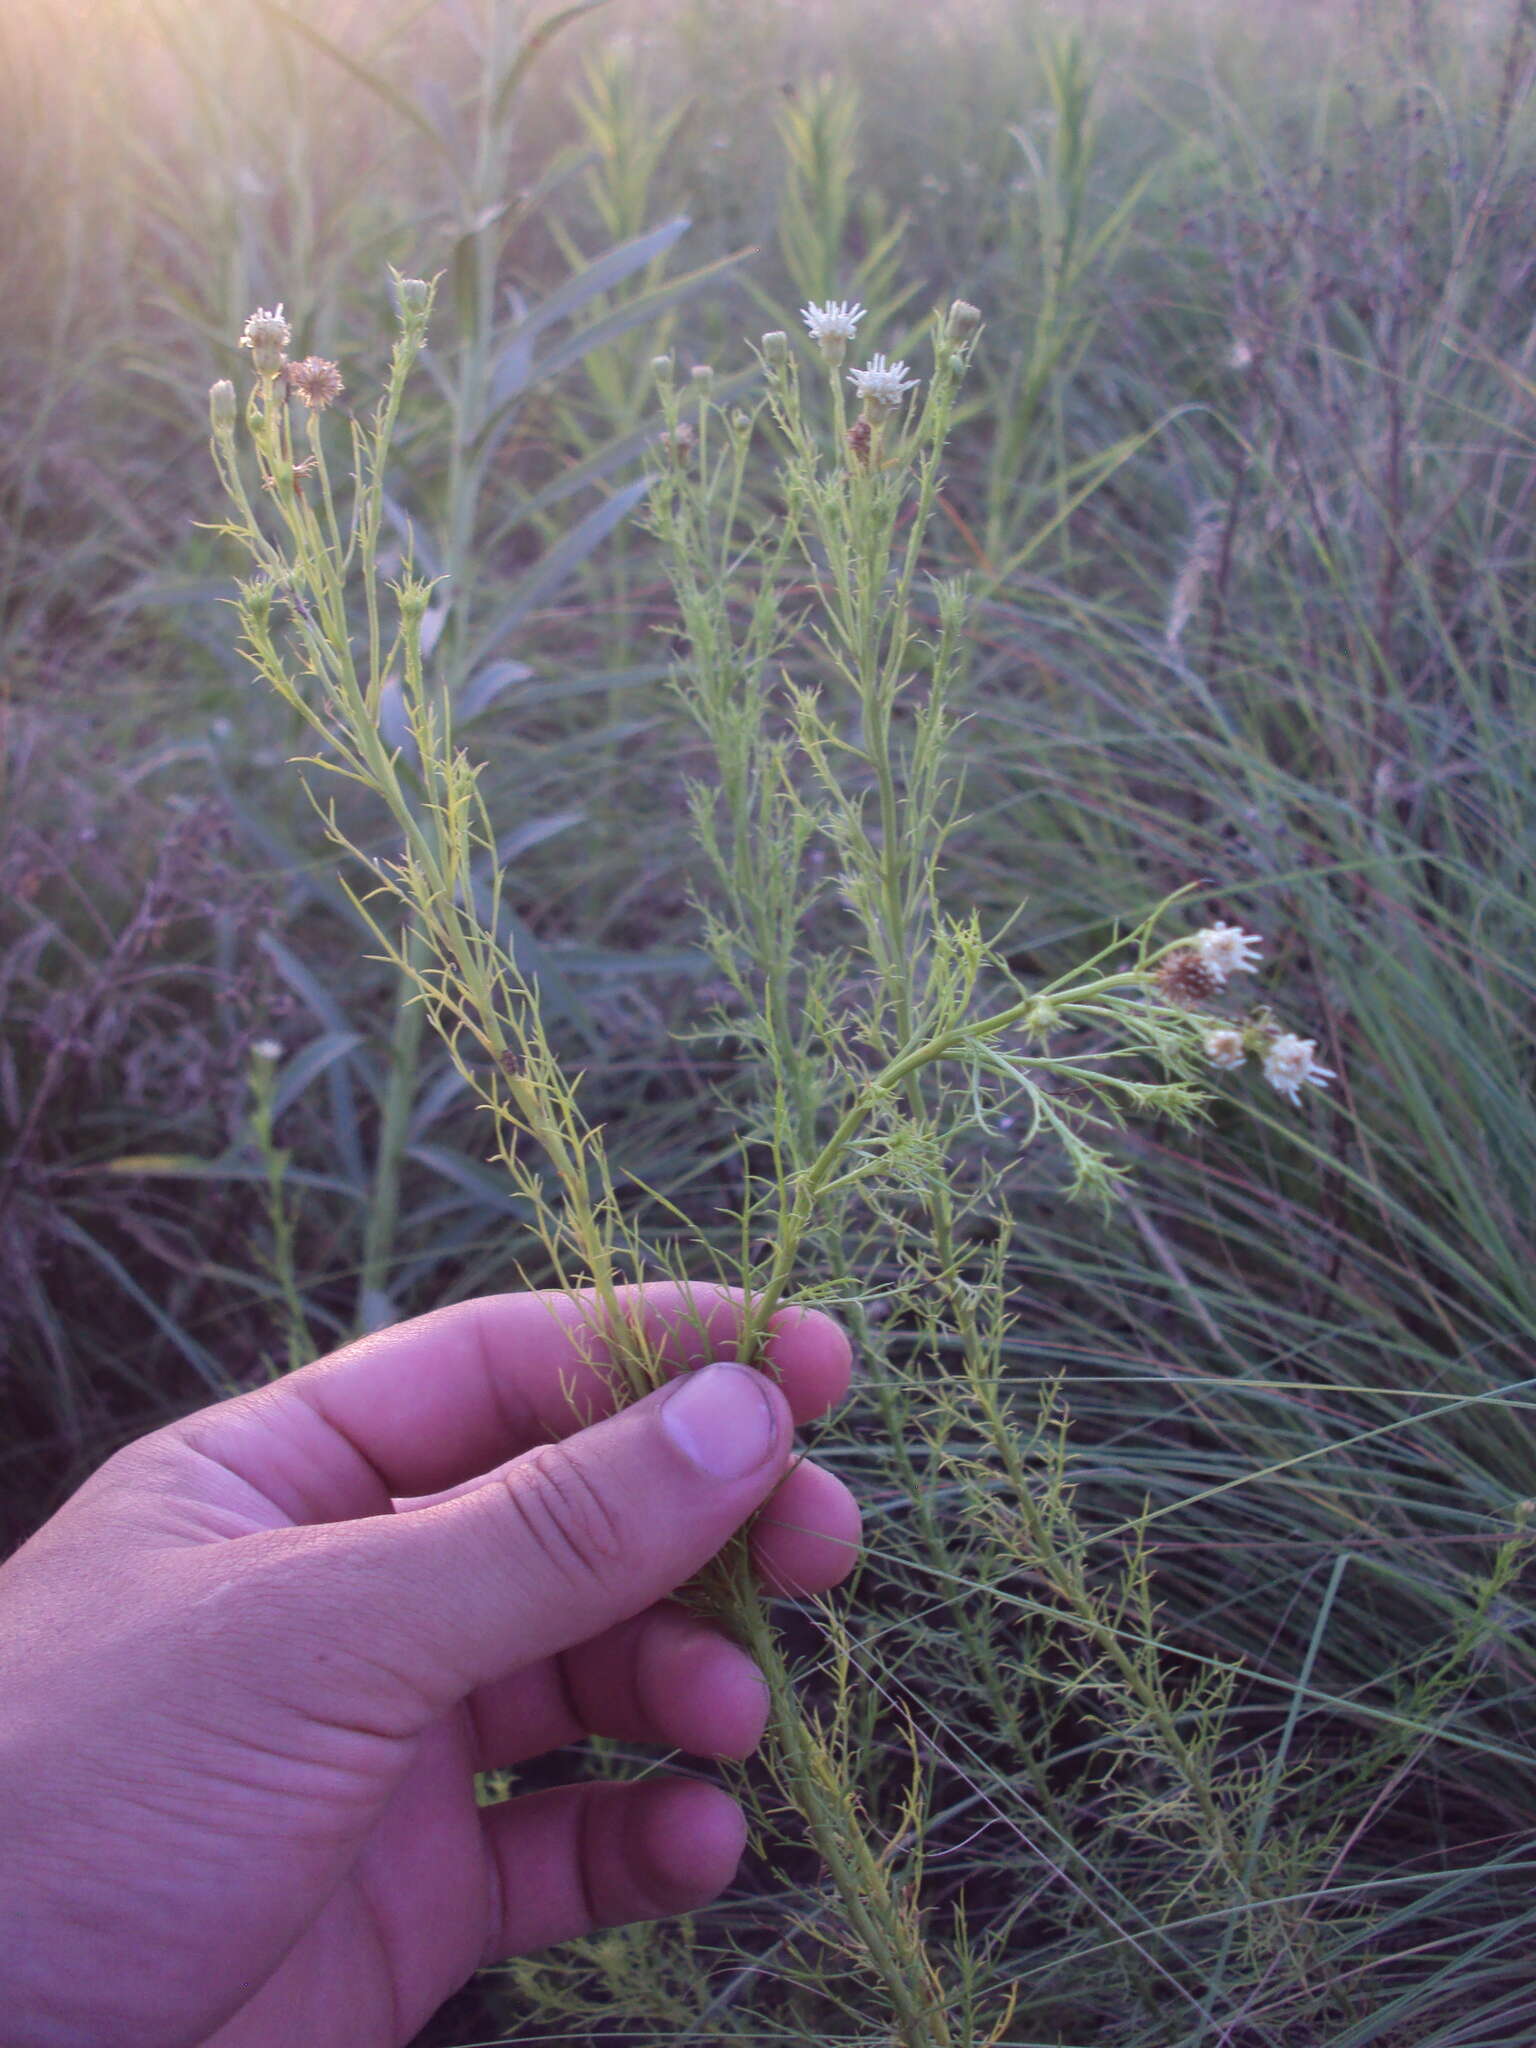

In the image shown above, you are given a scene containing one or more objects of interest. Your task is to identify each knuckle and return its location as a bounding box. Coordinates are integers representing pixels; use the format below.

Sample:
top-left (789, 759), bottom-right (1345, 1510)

top-left (501, 1443), bottom-right (627, 1588)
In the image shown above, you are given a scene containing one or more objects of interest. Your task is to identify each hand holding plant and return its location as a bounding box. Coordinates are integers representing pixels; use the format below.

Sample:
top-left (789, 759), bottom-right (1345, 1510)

top-left (203, 276), bottom-right (1335, 2045)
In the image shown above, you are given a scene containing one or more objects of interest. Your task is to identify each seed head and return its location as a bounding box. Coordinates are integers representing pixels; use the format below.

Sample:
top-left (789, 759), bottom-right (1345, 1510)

top-left (1203, 1027), bottom-right (1247, 1071)
top-left (1262, 1033), bottom-right (1335, 1105)
top-left (284, 356), bottom-right (345, 411)
top-left (1154, 948), bottom-right (1222, 1006)
top-left (848, 352), bottom-right (920, 418)
top-left (1193, 921), bottom-right (1264, 985)
top-left (239, 303), bottom-right (291, 377)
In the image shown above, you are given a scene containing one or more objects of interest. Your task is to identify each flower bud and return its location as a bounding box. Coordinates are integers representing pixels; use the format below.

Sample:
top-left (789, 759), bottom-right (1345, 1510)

top-left (240, 578), bottom-right (275, 633)
top-left (397, 276), bottom-right (433, 318)
top-left (689, 363), bottom-right (714, 391)
top-left (396, 574), bottom-right (433, 623)
top-left (947, 298), bottom-right (982, 338)
top-left (650, 352), bottom-right (675, 390)
top-left (761, 329), bottom-right (789, 366)
top-left (208, 379), bottom-right (237, 435)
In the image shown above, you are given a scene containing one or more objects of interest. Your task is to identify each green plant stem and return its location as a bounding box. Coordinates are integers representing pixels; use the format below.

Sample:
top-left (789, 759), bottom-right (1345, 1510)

top-left (730, 1577), bottom-right (954, 2048)
top-left (357, 929), bottom-right (428, 1327)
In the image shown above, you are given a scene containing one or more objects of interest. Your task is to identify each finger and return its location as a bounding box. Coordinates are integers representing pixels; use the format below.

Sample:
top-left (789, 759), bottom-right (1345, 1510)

top-left (408, 1453), bottom-right (861, 1596)
top-left (173, 1283), bottom-right (852, 1523)
top-left (466, 1462), bottom-right (862, 1767)
top-left (479, 1779), bottom-right (747, 1962)
top-left (210, 1364), bottom-right (799, 1726)
top-left (469, 1602), bottom-right (770, 1769)
top-left (751, 1457), bottom-right (863, 1599)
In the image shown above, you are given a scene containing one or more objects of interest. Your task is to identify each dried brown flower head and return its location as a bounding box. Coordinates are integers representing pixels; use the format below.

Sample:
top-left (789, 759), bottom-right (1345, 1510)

top-left (284, 357), bottom-right (345, 411)
top-left (847, 417), bottom-right (873, 467)
top-left (1154, 947), bottom-right (1221, 1006)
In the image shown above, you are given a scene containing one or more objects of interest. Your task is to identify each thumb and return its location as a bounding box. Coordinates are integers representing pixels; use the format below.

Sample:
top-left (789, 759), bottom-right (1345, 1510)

top-left (227, 1363), bottom-right (791, 1725)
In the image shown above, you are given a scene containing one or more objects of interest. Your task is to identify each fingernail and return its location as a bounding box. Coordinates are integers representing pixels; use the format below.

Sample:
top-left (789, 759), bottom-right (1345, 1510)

top-left (661, 1363), bottom-right (777, 1480)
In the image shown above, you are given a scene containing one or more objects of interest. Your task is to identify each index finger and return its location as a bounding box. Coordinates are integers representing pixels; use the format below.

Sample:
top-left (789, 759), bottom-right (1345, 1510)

top-left (178, 1282), bottom-right (852, 1522)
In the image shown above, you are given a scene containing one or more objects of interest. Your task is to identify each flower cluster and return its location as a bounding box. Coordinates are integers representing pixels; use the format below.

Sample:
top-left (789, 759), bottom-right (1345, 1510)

top-left (235, 305), bottom-right (343, 412)
top-left (788, 302), bottom-right (926, 416)
top-left (1201, 1023), bottom-right (1335, 1102)
top-left (1154, 921), bottom-right (1336, 1108)
top-left (1153, 922), bottom-right (1262, 1006)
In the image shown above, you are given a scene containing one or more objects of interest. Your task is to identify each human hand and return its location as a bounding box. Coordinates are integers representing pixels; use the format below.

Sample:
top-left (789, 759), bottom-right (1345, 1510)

top-left (0, 1283), bottom-right (860, 2048)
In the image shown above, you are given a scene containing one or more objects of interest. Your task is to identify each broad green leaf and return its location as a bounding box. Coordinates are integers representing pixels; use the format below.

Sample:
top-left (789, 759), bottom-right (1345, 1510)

top-left (497, 214), bottom-right (692, 373)
top-left (468, 474), bottom-right (655, 666)
top-left (271, 1032), bottom-right (365, 1118)
top-left (252, 0), bottom-right (453, 160)
top-left (491, 0), bottom-right (614, 125)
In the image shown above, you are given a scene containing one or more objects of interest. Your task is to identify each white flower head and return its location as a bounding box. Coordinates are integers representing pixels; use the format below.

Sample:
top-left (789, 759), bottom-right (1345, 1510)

top-left (801, 299), bottom-right (865, 367)
top-left (251, 1038), bottom-right (283, 1062)
top-left (801, 299), bottom-right (865, 344)
top-left (1262, 1033), bottom-right (1335, 1105)
top-left (848, 352), bottom-right (920, 416)
top-left (1203, 1027), bottom-right (1247, 1071)
top-left (239, 303), bottom-right (291, 377)
top-left (1193, 921), bottom-right (1264, 986)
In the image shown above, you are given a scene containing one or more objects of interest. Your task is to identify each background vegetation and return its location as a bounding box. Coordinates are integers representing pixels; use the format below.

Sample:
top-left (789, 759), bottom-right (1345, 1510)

top-left (4, 0), bottom-right (1536, 2042)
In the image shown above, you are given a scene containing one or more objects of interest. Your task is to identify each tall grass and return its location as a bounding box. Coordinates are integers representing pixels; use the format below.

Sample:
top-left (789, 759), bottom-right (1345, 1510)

top-left (5, 1), bottom-right (1536, 2042)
